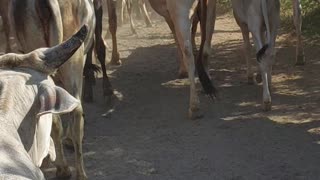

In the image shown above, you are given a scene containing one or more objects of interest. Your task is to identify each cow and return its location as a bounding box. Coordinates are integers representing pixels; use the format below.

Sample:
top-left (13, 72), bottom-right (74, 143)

top-left (5, 0), bottom-right (98, 179)
top-left (0, 27), bottom-right (85, 180)
top-left (120, 0), bottom-right (152, 34)
top-left (148, 0), bottom-right (217, 119)
top-left (190, 0), bottom-right (305, 66)
top-left (231, 0), bottom-right (280, 111)
top-left (83, 0), bottom-right (115, 102)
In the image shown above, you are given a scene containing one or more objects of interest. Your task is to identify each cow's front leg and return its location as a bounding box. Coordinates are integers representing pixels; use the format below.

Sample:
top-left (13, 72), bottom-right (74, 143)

top-left (70, 105), bottom-right (87, 180)
top-left (51, 115), bottom-right (72, 178)
top-left (58, 49), bottom-right (87, 180)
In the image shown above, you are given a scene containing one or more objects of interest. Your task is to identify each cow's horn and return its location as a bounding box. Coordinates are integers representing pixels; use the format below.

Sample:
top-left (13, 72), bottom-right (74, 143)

top-left (42, 25), bottom-right (88, 69)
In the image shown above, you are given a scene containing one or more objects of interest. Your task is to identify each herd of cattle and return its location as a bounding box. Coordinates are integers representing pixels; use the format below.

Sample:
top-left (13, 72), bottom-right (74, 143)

top-left (0, 0), bottom-right (308, 179)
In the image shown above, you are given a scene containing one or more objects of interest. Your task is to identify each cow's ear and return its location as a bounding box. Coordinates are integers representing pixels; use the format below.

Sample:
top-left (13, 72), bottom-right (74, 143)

top-left (37, 85), bottom-right (80, 117)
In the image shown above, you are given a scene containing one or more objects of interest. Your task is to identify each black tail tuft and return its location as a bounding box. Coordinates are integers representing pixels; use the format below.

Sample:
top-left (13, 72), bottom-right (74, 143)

top-left (196, 0), bottom-right (217, 101)
top-left (256, 44), bottom-right (269, 62)
top-left (196, 59), bottom-right (217, 101)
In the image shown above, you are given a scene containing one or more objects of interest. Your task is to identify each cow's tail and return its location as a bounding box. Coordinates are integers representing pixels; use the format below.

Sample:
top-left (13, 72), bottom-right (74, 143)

top-left (257, 0), bottom-right (271, 62)
top-left (197, 0), bottom-right (217, 100)
top-left (35, 0), bottom-right (63, 47)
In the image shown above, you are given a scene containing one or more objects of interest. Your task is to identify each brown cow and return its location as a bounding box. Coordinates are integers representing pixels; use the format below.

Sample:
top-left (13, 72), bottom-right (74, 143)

top-left (120, 0), bottom-right (153, 34)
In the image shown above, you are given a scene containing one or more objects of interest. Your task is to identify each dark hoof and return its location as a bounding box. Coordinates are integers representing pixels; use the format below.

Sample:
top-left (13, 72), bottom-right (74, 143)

top-left (189, 107), bottom-right (203, 120)
top-left (255, 73), bottom-right (262, 84)
top-left (83, 95), bottom-right (93, 103)
top-left (109, 52), bottom-right (121, 66)
top-left (62, 138), bottom-right (74, 152)
top-left (109, 60), bottom-right (122, 66)
top-left (103, 88), bottom-right (114, 97)
top-left (247, 76), bottom-right (254, 85)
top-left (263, 101), bottom-right (272, 111)
top-left (131, 29), bottom-right (137, 35)
top-left (295, 54), bottom-right (305, 66)
top-left (178, 71), bottom-right (188, 79)
top-left (56, 166), bottom-right (72, 179)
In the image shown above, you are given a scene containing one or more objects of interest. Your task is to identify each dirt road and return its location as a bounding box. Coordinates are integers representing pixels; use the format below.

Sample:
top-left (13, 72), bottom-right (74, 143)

top-left (2, 13), bottom-right (320, 180)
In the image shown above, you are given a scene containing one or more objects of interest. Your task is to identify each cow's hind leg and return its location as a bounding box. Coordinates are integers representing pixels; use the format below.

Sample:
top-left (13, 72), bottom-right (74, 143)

top-left (292, 0), bottom-right (305, 65)
top-left (191, 14), bottom-right (199, 55)
top-left (249, 19), bottom-right (272, 111)
top-left (240, 24), bottom-right (254, 84)
top-left (95, 3), bottom-right (114, 97)
top-left (168, 4), bottom-right (201, 119)
top-left (140, 0), bottom-right (152, 27)
top-left (251, 31), bottom-right (271, 111)
top-left (107, 0), bottom-right (121, 65)
top-left (51, 115), bottom-right (72, 178)
top-left (202, 0), bottom-right (216, 75)
top-left (127, 0), bottom-right (137, 34)
top-left (83, 42), bottom-right (95, 102)
top-left (165, 17), bottom-right (188, 78)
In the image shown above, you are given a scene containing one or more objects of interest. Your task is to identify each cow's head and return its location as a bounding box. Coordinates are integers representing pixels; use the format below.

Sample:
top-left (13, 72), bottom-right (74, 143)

top-left (0, 25), bottom-right (88, 166)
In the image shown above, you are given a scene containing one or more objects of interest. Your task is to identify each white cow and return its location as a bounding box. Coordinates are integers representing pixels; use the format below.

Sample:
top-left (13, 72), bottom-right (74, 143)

top-left (148, 0), bottom-right (217, 119)
top-left (0, 26), bottom-right (86, 179)
top-left (232, 0), bottom-right (280, 111)
top-left (7, 0), bottom-right (97, 179)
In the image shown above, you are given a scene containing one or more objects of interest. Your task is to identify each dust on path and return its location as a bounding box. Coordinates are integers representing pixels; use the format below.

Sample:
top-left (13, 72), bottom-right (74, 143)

top-left (1, 13), bottom-right (320, 180)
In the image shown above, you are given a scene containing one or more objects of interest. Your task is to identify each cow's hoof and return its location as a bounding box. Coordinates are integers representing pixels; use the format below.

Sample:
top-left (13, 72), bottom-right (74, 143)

top-left (77, 174), bottom-right (88, 180)
top-left (103, 87), bottom-right (114, 97)
top-left (56, 166), bottom-right (72, 179)
top-left (63, 138), bottom-right (74, 152)
top-left (109, 59), bottom-right (122, 66)
top-left (188, 108), bottom-right (203, 120)
top-left (247, 76), bottom-right (254, 85)
top-left (295, 55), bottom-right (305, 66)
top-left (110, 53), bottom-right (121, 66)
top-left (83, 95), bottom-right (93, 103)
top-left (255, 73), bottom-right (262, 84)
top-left (262, 101), bottom-right (272, 111)
top-left (178, 71), bottom-right (188, 79)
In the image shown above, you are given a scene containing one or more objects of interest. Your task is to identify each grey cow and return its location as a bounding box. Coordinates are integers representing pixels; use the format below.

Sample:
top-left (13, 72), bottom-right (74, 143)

top-left (231, 0), bottom-right (280, 111)
top-left (4, 0), bottom-right (97, 179)
top-left (0, 26), bottom-right (87, 179)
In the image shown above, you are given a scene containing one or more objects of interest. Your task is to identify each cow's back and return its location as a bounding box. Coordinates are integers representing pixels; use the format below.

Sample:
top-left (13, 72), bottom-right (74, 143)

top-left (57, 0), bottom-right (95, 53)
top-left (232, 0), bottom-right (280, 24)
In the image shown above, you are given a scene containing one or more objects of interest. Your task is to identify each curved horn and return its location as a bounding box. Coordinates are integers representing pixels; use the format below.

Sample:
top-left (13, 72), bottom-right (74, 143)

top-left (42, 24), bottom-right (88, 69)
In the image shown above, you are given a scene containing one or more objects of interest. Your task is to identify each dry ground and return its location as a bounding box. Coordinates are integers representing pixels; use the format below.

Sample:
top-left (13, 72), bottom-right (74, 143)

top-left (1, 11), bottom-right (320, 180)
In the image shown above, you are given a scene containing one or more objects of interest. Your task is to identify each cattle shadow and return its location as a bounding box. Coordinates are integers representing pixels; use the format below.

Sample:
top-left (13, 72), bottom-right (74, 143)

top-left (78, 36), bottom-right (320, 179)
